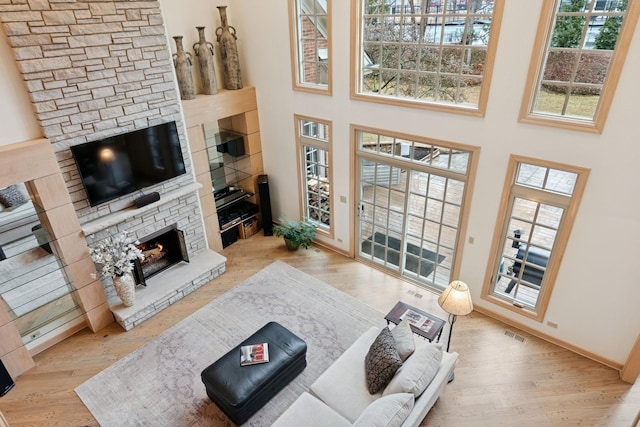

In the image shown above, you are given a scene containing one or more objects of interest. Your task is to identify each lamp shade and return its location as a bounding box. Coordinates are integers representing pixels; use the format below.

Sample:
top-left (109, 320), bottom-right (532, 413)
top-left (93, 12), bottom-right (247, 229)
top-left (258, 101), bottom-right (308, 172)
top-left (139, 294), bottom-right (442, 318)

top-left (438, 280), bottom-right (473, 316)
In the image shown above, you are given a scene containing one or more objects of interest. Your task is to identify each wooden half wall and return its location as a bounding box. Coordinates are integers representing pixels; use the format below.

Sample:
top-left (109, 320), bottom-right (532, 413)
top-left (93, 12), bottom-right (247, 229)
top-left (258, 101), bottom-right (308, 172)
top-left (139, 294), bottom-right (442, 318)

top-left (0, 138), bottom-right (113, 378)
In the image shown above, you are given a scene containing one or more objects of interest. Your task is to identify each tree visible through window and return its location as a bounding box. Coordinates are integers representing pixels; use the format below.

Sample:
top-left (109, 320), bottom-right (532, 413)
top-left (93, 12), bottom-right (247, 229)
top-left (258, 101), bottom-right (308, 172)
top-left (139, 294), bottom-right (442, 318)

top-left (520, 0), bottom-right (638, 132)
top-left (353, 0), bottom-right (503, 114)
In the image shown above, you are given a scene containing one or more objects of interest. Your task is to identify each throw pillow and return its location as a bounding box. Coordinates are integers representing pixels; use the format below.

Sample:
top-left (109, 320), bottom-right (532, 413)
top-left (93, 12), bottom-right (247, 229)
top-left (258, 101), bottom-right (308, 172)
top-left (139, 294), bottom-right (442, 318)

top-left (0, 185), bottom-right (29, 208)
top-left (353, 393), bottom-right (415, 427)
top-left (391, 320), bottom-right (415, 362)
top-left (365, 327), bottom-right (403, 394)
top-left (383, 343), bottom-right (443, 397)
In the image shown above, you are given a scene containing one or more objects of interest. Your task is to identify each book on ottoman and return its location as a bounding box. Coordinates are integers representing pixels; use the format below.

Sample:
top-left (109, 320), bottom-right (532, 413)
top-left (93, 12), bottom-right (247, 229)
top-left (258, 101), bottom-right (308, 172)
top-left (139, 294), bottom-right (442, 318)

top-left (241, 343), bottom-right (269, 366)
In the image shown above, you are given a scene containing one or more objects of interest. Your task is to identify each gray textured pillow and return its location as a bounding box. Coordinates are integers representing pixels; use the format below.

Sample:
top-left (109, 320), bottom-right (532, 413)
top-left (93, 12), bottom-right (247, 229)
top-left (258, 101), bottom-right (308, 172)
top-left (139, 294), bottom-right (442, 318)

top-left (365, 327), bottom-right (403, 394)
top-left (383, 343), bottom-right (443, 397)
top-left (0, 185), bottom-right (29, 208)
top-left (391, 320), bottom-right (415, 362)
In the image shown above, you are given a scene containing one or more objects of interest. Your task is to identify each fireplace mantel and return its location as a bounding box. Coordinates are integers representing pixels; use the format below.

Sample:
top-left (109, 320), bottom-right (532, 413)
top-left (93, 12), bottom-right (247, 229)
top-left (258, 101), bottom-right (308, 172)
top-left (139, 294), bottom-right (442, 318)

top-left (81, 183), bottom-right (202, 236)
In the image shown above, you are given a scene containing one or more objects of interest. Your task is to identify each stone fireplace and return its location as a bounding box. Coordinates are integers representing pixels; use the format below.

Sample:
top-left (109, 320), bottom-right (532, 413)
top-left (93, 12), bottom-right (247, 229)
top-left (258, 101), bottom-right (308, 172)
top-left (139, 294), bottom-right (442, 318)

top-left (133, 224), bottom-right (189, 287)
top-left (0, 0), bottom-right (226, 331)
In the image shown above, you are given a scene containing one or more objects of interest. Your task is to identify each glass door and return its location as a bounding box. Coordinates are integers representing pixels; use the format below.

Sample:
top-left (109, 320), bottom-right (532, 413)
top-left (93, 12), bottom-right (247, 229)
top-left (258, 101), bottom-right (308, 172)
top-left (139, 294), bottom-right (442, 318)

top-left (355, 128), bottom-right (475, 290)
top-left (358, 159), bottom-right (408, 275)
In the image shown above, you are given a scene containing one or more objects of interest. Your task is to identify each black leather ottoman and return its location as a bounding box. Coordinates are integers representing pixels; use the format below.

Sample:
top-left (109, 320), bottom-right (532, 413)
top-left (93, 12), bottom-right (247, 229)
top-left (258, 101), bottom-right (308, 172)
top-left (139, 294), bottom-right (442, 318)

top-left (201, 321), bottom-right (307, 425)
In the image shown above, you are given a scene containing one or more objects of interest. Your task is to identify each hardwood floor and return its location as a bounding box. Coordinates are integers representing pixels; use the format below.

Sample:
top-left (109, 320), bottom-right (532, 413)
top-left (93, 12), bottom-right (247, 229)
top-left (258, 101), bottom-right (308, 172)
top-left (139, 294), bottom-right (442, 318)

top-left (0, 234), bottom-right (638, 426)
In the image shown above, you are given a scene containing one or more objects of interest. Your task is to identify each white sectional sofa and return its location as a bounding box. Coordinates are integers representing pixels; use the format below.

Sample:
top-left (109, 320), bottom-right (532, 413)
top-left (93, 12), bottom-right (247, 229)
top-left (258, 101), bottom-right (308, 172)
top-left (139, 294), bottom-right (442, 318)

top-left (273, 326), bottom-right (458, 427)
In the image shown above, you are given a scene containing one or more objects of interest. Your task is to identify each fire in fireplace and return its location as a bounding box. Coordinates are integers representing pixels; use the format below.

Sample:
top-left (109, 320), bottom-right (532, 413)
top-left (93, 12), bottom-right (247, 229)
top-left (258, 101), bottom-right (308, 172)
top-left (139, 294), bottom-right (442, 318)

top-left (133, 224), bottom-right (189, 286)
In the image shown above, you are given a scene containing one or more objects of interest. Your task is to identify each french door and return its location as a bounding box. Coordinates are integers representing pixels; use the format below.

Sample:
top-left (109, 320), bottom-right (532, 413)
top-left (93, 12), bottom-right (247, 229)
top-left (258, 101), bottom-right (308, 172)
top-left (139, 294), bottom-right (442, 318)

top-left (355, 128), bottom-right (476, 290)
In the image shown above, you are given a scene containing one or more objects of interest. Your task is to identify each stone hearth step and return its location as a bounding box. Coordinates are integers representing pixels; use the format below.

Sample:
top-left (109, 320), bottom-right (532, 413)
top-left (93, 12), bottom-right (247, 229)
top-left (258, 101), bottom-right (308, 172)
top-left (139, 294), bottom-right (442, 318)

top-left (109, 249), bottom-right (226, 330)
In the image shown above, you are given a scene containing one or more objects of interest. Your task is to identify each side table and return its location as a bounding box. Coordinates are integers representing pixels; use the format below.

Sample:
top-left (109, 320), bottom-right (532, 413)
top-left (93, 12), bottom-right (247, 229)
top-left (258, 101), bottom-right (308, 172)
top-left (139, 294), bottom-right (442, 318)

top-left (385, 301), bottom-right (445, 343)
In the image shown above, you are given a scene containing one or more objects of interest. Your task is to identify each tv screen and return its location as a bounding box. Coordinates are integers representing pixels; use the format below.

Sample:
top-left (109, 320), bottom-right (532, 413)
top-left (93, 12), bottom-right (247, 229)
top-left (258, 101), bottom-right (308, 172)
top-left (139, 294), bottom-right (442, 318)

top-left (71, 121), bottom-right (186, 206)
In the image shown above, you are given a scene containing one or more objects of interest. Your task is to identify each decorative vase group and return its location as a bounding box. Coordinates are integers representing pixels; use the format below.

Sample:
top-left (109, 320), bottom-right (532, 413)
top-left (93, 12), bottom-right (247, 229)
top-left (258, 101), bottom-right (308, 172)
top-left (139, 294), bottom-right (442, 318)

top-left (216, 6), bottom-right (243, 90)
top-left (113, 272), bottom-right (136, 307)
top-left (172, 7), bottom-right (243, 97)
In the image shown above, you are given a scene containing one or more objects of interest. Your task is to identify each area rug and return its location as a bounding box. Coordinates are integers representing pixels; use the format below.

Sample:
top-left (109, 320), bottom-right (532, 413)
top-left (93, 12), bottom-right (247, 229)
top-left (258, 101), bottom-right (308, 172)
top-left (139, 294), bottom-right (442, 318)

top-left (75, 260), bottom-right (386, 426)
top-left (361, 232), bottom-right (446, 277)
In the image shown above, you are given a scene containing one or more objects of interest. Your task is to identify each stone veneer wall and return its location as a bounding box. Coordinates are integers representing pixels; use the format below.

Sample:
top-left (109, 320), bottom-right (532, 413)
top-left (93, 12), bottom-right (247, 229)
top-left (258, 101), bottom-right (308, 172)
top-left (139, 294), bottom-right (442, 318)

top-left (0, 1), bottom-right (209, 308)
top-left (0, 1), bottom-right (204, 232)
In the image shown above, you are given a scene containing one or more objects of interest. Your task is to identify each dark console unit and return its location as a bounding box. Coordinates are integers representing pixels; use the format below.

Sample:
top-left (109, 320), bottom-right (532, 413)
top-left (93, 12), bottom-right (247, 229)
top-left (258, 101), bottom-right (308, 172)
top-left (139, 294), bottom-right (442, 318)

top-left (218, 199), bottom-right (260, 248)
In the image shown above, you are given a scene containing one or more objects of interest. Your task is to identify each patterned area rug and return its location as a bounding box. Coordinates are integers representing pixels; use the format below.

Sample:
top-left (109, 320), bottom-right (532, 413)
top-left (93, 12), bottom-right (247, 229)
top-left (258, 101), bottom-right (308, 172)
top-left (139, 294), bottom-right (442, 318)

top-left (75, 261), bottom-right (385, 426)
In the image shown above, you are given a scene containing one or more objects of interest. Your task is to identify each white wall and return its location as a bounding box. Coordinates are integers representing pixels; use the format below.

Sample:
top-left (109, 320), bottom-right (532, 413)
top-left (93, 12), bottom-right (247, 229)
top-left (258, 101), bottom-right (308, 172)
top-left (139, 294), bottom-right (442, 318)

top-left (0, 1), bottom-right (638, 365)
top-left (229, 0), bottom-right (640, 365)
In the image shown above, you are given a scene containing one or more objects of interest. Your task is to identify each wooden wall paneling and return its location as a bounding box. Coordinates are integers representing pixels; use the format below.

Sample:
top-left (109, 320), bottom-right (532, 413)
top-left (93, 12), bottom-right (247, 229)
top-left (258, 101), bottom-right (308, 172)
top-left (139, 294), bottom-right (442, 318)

top-left (0, 139), bottom-right (59, 187)
top-left (246, 132), bottom-right (262, 156)
top-left (26, 174), bottom-right (72, 211)
top-left (182, 87), bottom-right (264, 251)
top-left (182, 87), bottom-right (258, 128)
top-left (1, 347), bottom-right (35, 378)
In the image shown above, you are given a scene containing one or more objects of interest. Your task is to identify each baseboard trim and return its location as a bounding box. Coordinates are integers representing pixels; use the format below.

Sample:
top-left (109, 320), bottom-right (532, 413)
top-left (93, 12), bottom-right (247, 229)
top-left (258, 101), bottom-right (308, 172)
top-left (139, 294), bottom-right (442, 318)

top-left (313, 240), bottom-right (350, 258)
top-left (473, 305), bottom-right (623, 372)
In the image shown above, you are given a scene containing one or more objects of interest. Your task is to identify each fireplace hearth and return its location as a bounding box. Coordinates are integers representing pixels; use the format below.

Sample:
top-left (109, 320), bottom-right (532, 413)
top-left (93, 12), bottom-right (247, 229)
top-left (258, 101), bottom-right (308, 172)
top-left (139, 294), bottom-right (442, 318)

top-left (133, 224), bottom-right (189, 286)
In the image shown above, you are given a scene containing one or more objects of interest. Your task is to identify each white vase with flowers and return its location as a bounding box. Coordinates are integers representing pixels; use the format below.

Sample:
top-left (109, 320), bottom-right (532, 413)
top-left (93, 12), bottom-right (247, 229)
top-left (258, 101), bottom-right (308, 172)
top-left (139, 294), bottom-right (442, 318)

top-left (89, 231), bottom-right (144, 307)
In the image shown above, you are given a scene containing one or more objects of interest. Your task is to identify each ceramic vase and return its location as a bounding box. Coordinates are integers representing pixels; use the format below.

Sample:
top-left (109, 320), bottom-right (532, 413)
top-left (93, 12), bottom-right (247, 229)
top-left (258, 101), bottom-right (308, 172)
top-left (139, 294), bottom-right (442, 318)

top-left (193, 26), bottom-right (218, 95)
top-left (215, 6), bottom-right (243, 90)
top-left (172, 36), bottom-right (196, 100)
top-left (113, 272), bottom-right (136, 307)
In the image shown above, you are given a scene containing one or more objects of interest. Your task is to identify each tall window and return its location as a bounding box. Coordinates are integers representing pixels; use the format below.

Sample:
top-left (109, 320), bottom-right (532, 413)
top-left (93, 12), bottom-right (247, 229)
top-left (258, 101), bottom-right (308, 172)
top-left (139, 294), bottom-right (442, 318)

top-left (520, 0), bottom-right (639, 132)
top-left (295, 116), bottom-right (333, 234)
top-left (289, 0), bottom-right (331, 94)
top-left (483, 156), bottom-right (589, 320)
top-left (355, 125), bottom-right (478, 290)
top-left (352, 0), bottom-right (504, 115)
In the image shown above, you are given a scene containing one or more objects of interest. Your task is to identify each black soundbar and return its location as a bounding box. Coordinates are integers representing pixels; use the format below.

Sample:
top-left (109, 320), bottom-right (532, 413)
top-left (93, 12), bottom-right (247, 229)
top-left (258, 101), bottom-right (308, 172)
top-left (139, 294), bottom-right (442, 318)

top-left (134, 192), bottom-right (160, 208)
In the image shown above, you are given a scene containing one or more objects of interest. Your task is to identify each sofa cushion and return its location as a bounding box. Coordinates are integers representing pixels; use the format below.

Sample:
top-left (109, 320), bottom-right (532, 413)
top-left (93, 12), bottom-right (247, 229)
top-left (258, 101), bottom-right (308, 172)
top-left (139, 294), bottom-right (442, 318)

top-left (353, 393), bottom-right (415, 427)
top-left (309, 326), bottom-right (382, 423)
top-left (0, 185), bottom-right (29, 209)
top-left (272, 392), bottom-right (351, 427)
top-left (365, 327), bottom-right (403, 394)
top-left (391, 320), bottom-right (415, 362)
top-left (383, 342), bottom-right (443, 397)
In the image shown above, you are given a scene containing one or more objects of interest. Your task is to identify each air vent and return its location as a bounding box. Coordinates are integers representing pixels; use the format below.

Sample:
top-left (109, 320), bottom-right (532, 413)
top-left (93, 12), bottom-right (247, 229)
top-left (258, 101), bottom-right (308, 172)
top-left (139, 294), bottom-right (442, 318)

top-left (406, 290), bottom-right (423, 298)
top-left (504, 330), bottom-right (526, 343)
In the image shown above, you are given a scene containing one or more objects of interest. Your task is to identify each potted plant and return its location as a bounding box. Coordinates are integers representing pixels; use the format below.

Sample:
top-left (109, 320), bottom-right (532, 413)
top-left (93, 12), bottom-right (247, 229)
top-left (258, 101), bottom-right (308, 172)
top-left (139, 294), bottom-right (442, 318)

top-left (273, 217), bottom-right (317, 250)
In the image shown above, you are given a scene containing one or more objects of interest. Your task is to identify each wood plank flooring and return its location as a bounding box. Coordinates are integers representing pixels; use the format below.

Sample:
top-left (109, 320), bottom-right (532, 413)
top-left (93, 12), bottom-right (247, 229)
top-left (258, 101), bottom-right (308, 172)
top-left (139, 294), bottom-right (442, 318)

top-left (0, 234), bottom-right (638, 426)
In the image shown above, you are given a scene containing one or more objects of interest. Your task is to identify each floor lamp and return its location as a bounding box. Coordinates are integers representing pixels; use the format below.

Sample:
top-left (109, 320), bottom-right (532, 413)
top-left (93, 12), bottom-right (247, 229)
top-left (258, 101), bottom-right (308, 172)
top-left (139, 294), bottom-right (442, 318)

top-left (438, 280), bottom-right (473, 382)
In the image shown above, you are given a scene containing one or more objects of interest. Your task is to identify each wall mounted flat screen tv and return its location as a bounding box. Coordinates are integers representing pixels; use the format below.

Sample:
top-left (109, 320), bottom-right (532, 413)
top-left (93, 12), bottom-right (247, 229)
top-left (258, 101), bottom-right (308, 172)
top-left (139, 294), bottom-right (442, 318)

top-left (71, 121), bottom-right (186, 207)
